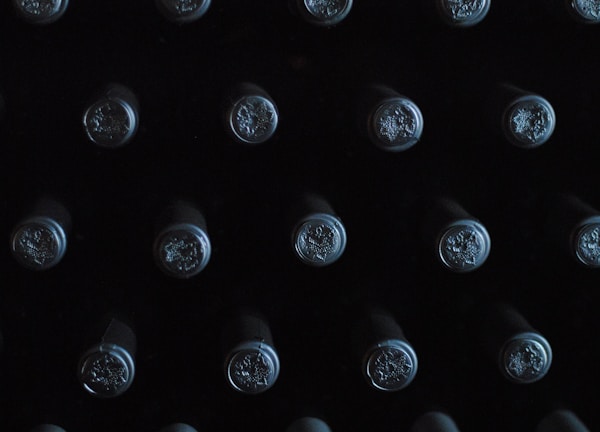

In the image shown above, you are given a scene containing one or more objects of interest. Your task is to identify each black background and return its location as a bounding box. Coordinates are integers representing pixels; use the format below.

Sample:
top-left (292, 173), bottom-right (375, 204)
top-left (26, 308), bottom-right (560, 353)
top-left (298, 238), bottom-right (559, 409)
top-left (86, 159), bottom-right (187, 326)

top-left (0, 1), bottom-right (599, 431)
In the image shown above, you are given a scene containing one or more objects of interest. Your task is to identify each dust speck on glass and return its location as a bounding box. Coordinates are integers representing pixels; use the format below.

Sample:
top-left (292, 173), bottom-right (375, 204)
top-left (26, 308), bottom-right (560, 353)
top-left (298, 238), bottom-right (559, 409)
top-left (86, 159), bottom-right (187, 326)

top-left (575, 223), bottom-right (600, 266)
top-left (367, 346), bottom-right (414, 391)
top-left (503, 339), bottom-right (549, 382)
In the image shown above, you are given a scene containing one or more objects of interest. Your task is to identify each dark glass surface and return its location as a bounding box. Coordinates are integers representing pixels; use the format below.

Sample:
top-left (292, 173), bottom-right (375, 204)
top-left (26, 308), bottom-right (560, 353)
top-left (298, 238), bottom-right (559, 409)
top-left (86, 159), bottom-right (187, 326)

top-left (0, 1), bottom-right (598, 431)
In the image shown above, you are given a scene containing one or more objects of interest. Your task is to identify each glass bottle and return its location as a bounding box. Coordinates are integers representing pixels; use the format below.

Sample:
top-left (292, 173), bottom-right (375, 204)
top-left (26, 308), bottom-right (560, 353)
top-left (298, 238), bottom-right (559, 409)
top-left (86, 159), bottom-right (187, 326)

top-left (83, 83), bottom-right (140, 149)
top-left (354, 306), bottom-right (418, 392)
top-left (153, 200), bottom-right (212, 279)
top-left (77, 315), bottom-right (137, 398)
top-left (479, 303), bottom-right (552, 384)
top-left (156, 0), bottom-right (211, 24)
top-left (436, 0), bottom-right (492, 27)
top-left (358, 84), bottom-right (424, 152)
top-left (221, 309), bottom-right (280, 395)
top-left (290, 0), bottom-right (353, 27)
top-left (536, 410), bottom-right (590, 432)
top-left (10, 197), bottom-right (71, 271)
top-left (12, 0), bottom-right (69, 24)
top-left (410, 412), bottom-right (462, 432)
top-left (421, 197), bottom-right (491, 273)
top-left (290, 193), bottom-right (347, 267)
top-left (223, 82), bottom-right (279, 145)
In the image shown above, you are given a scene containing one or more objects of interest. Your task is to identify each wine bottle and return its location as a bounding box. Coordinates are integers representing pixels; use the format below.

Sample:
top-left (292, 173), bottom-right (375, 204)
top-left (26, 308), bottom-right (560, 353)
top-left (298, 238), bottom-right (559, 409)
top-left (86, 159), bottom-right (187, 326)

top-left (290, 193), bottom-right (347, 267)
top-left (29, 425), bottom-right (67, 432)
top-left (156, 0), bottom-right (211, 24)
top-left (153, 199), bottom-right (212, 279)
top-left (410, 411), bottom-right (462, 432)
top-left (77, 315), bottom-right (137, 398)
top-left (357, 83), bottom-right (424, 152)
top-left (158, 424), bottom-right (199, 432)
top-left (354, 305), bottom-right (418, 392)
top-left (536, 410), bottom-right (590, 432)
top-left (421, 197), bottom-right (491, 273)
top-left (479, 303), bottom-right (552, 384)
top-left (289, 0), bottom-right (353, 27)
top-left (82, 83), bottom-right (140, 149)
top-left (545, 193), bottom-right (600, 268)
top-left (223, 82), bottom-right (279, 145)
top-left (565, 0), bottom-right (600, 24)
top-left (221, 309), bottom-right (280, 395)
top-left (491, 83), bottom-right (556, 149)
top-left (10, 196), bottom-right (71, 271)
top-left (286, 417), bottom-right (332, 432)
top-left (12, 0), bottom-right (69, 24)
top-left (435, 0), bottom-right (492, 27)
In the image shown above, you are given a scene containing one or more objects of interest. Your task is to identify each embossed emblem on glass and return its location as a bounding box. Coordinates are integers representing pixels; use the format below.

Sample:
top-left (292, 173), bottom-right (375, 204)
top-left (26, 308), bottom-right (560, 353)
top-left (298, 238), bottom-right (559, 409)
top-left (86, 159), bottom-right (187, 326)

top-left (501, 333), bottom-right (552, 384)
top-left (437, 0), bottom-right (491, 27)
top-left (296, 0), bottom-right (353, 26)
top-left (83, 84), bottom-right (139, 148)
top-left (156, 0), bottom-right (211, 24)
top-left (228, 95), bottom-right (278, 145)
top-left (569, 0), bottom-right (600, 23)
top-left (293, 213), bottom-right (347, 266)
top-left (365, 340), bottom-right (418, 392)
top-left (438, 221), bottom-right (490, 272)
top-left (12, 0), bottom-right (69, 24)
top-left (503, 95), bottom-right (555, 149)
top-left (370, 97), bottom-right (424, 152)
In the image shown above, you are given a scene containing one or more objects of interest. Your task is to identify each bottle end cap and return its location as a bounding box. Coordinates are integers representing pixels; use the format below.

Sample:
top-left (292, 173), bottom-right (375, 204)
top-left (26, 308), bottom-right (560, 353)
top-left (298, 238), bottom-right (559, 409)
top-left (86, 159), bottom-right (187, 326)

top-left (438, 0), bottom-right (491, 27)
top-left (364, 339), bottom-right (418, 392)
top-left (370, 97), bottom-right (423, 152)
top-left (11, 217), bottom-right (67, 270)
top-left (438, 220), bottom-right (490, 272)
top-left (83, 97), bottom-right (138, 148)
top-left (301, 0), bottom-right (353, 26)
top-left (504, 95), bottom-right (555, 149)
top-left (79, 345), bottom-right (135, 397)
top-left (154, 224), bottom-right (211, 278)
top-left (228, 95), bottom-right (278, 144)
top-left (226, 342), bottom-right (280, 394)
top-left (500, 332), bottom-right (552, 384)
top-left (293, 213), bottom-right (347, 266)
